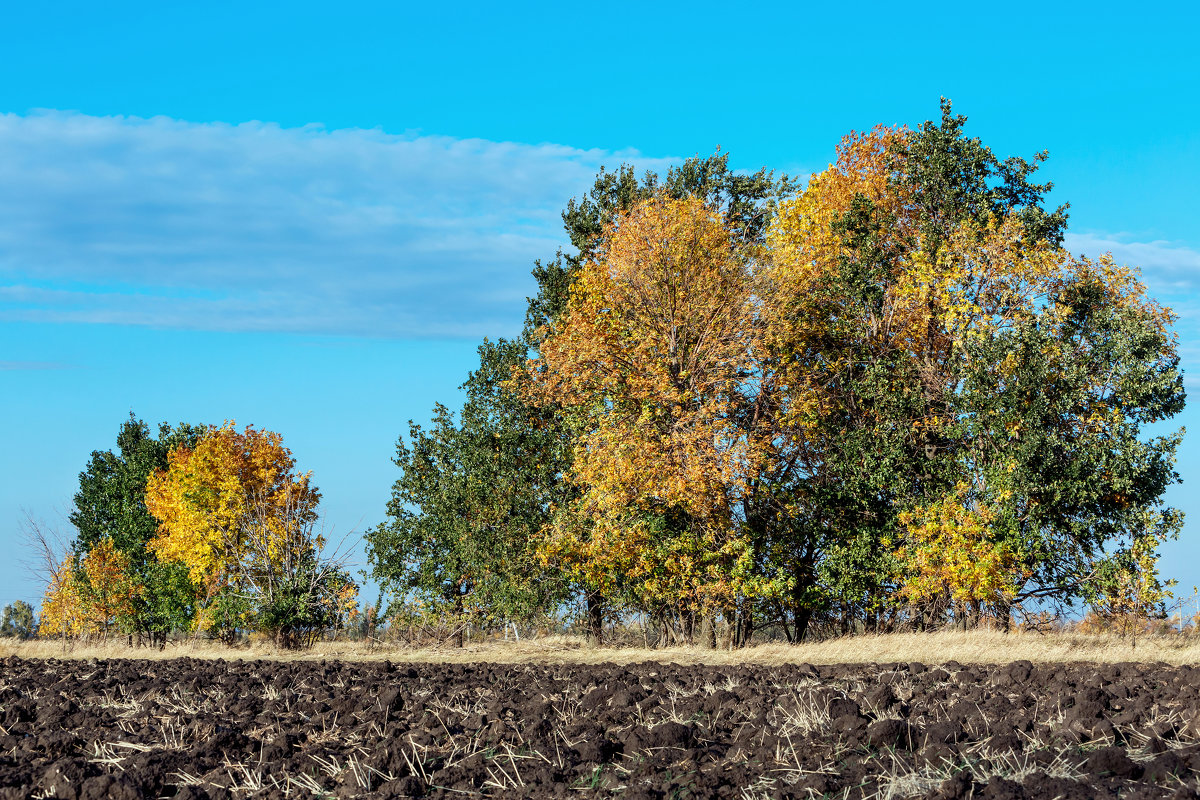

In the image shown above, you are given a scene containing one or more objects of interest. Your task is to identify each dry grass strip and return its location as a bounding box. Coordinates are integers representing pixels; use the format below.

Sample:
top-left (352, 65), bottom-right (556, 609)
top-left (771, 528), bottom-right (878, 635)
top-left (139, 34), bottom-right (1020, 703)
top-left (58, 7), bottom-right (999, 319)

top-left (6, 629), bottom-right (1200, 665)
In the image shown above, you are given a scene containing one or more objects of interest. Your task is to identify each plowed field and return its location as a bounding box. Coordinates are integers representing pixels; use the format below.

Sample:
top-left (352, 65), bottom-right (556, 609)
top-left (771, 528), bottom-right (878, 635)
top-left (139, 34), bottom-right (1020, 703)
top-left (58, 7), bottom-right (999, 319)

top-left (3, 655), bottom-right (1200, 798)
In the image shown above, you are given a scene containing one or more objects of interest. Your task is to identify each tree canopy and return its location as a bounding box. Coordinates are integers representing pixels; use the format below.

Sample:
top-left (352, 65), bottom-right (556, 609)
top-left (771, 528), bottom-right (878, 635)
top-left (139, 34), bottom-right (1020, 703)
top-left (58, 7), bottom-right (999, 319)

top-left (368, 102), bottom-right (1183, 645)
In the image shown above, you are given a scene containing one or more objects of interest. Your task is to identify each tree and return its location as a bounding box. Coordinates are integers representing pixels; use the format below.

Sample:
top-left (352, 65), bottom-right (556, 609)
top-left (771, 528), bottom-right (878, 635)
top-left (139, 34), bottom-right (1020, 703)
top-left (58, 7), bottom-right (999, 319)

top-left (764, 101), bottom-right (1183, 630)
top-left (521, 195), bottom-right (768, 641)
top-left (145, 421), bottom-right (351, 647)
top-left (76, 538), bottom-right (141, 635)
top-left (365, 354), bottom-right (564, 647)
top-left (39, 554), bottom-right (90, 639)
top-left (951, 251), bottom-right (1184, 618)
top-left (529, 154), bottom-right (797, 643)
top-left (70, 413), bottom-right (205, 643)
top-left (237, 479), bottom-right (358, 648)
top-left (1083, 508), bottom-right (1178, 641)
top-left (0, 601), bottom-right (36, 638)
top-left (145, 422), bottom-right (319, 588)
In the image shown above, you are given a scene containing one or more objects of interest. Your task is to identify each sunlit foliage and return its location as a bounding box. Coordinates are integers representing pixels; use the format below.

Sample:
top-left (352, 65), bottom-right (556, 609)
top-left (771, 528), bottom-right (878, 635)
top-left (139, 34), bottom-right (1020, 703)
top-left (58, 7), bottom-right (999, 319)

top-left (369, 102), bottom-right (1187, 642)
top-left (145, 421), bottom-right (320, 593)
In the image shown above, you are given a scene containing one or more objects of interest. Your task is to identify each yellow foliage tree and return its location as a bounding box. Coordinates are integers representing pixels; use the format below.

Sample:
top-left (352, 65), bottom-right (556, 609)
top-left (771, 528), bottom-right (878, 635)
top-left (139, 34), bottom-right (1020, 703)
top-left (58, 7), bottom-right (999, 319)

top-left (897, 485), bottom-right (1027, 626)
top-left (145, 421), bottom-right (320, 600)
top-left (77, 537), bottom-right (142, 635)
top-left (39, 554), bottom-right (90, 638)
top-left (38, 539), bottom-right (142, 639)
top-left (521, 195), bottom-right (766, 631)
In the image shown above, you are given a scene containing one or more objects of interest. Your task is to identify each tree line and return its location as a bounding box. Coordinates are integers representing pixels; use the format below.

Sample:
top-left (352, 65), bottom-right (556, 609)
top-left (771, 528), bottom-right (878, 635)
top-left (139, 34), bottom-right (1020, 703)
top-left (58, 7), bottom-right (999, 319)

top-left (20, 102), bottom-right (1184, 650)
top-left (365, 101), bottom-right (1185, 646)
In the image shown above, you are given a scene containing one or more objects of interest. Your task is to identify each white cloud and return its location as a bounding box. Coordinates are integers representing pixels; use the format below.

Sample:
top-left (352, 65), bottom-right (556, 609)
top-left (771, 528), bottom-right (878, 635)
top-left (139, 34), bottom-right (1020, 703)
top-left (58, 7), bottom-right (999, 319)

top-left (0, 360), bottom-right (75, 370)
top-left (1065, 233), bottom-right (1200, 389)
top-left (0, 111), bottom-right (677, 337)
top-left (1065, 232), bottom-right (1200, 298)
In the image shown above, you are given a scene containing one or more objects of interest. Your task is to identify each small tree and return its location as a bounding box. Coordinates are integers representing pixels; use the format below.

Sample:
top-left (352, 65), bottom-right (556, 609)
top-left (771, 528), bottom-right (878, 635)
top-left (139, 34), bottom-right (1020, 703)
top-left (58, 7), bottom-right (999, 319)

top-left (39, 554), bottom-right (91, 639)
top-left (76, 538), bottom-right (141, 636)
top-left (0, 601), bottom-right (36, 638)
top-left (71, 413), bottom-right (205, 644)
top-left (1084, 509), bottom-right (1179, 643)
top-left (235, 488), bottom-right (358, 648)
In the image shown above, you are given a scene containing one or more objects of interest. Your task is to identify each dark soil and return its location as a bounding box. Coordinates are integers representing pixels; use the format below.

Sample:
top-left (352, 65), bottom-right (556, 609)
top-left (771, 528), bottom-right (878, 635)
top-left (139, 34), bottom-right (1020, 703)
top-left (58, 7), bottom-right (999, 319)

top-left (3, 655), bottom-right (1200, 798)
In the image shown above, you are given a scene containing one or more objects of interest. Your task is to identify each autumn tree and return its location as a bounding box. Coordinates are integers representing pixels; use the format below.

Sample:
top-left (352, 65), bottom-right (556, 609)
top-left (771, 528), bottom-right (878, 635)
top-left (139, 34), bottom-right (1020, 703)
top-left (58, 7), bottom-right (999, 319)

top-left (1083, 510), bottom-right (1178, 640)
top-left (39, 554), bottom-right (90, 639)
top-left (38, 543), bottom-right (141, 641)
top-left (951, 252), bottom-right (1184, 620)
top-left (145, 421), bottom-right (351, 647)
top-left (370, 153), bottom-right (795, 644)
top-left (764, 100), bottom-right (1183, 630)
top-left (76, 537), bottom-right (143, 635)
top-left (520, 194), bottom-right (784, 644)
top-left (534, 157), bottom-right (796, 643)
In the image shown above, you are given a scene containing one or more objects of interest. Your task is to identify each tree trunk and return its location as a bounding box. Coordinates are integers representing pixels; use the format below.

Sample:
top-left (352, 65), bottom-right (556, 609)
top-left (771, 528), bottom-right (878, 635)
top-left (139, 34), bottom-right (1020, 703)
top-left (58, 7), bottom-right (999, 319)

top-left (997, 599), bottom-right (1012, 633)
top-left (656, 609), bottom-right (671, 648)
top-left (794, 607), bottom-right (812, 643)
top-left (735, 601), bottom-right (754, 648)
top-left (585, 590), bottom-right (603, 646)
top-left (454, 592), bottom-right (465, 649)
top-left (778, 603), bottom-right (794, 643)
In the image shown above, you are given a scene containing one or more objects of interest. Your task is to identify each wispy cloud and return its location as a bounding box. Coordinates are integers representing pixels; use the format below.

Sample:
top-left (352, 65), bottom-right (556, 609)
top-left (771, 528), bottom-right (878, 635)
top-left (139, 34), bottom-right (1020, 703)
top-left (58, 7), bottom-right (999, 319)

top-left (0, 111), bottom-right (677, 338)
top-left (1065, 233), bottom-right (1200, 388)
top-left (1065, 232), bottom-right (1200, 298)
top-left (0, 360), bottom-right (75, 370)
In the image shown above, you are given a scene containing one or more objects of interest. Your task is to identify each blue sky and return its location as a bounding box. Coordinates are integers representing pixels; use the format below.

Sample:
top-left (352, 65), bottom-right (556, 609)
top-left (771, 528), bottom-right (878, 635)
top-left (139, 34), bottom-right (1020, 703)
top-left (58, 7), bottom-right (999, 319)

top-left (2, 0), bottom-right (1198, 611)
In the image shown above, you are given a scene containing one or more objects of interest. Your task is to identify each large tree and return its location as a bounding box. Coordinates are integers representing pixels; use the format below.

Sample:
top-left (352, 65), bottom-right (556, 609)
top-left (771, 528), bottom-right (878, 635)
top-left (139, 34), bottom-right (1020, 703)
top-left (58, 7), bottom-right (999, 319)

top-left (521, 195), bottom-right (766, 643)
top-left (764, 102), bottom-right (1182, 632)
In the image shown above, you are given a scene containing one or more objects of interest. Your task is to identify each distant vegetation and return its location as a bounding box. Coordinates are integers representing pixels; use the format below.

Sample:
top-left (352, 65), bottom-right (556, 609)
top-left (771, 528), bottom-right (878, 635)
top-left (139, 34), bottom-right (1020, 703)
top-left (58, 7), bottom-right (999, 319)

top-left (14, 101), bottom-right (1185, 651)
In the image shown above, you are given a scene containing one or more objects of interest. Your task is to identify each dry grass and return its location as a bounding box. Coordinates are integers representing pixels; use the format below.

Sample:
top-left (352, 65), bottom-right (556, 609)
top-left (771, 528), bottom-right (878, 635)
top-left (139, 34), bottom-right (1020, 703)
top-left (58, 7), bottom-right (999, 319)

top-left (5, 629), bottom-right (1200, 665)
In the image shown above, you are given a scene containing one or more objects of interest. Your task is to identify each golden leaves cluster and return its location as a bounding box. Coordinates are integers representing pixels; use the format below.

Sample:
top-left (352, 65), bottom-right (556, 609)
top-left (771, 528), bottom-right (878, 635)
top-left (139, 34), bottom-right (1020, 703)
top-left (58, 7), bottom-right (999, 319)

top-left (145, 421), bottom-right (320, 592)
top-left (896, 487), bottom-right (1026, 607)
top-left (39, 538), bottom-right (140, 637)
top-left (527, 196), bottom-right (761, 524)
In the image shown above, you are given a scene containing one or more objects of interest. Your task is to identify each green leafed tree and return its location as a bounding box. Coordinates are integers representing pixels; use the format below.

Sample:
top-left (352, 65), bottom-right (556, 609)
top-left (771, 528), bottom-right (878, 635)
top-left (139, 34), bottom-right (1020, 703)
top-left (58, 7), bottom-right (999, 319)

top-left (0, 600), bottom-right (36, 638)
top-left (70, 413), bottom-right (206, 644)
top-left (366, 339), bottom-right (568, 645)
